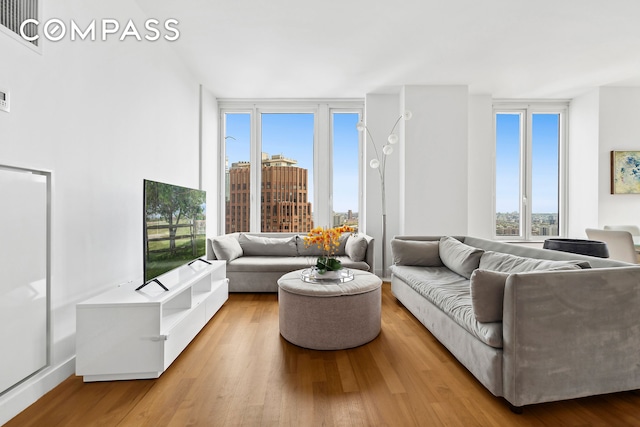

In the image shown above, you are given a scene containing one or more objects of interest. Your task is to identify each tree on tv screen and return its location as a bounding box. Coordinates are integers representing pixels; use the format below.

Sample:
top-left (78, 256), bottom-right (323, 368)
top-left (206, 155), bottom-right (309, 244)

top-left (145, 181), bottom-right (205, 255)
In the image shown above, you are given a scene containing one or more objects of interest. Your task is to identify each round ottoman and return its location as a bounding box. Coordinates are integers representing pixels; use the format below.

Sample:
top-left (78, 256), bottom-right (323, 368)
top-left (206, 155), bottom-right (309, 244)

top-left (277, 269), bottom-right (382, 350)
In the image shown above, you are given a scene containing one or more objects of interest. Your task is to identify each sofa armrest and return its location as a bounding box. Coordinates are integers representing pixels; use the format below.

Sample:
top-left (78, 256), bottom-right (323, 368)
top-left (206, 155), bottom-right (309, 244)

top-left (360, 234), bottom-right (375, 273)
top-left (502, 266), bottom-right (640, 407)
top-left (206, 238), bottom-right (216, 260)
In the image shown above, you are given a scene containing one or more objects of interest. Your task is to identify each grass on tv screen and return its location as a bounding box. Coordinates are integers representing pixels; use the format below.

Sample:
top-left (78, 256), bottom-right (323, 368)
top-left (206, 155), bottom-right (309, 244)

top-left (144, 179), bottom-right (206, 284)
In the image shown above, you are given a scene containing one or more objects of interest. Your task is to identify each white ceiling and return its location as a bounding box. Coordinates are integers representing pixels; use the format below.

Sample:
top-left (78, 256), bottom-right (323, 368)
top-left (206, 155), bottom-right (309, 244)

top-left (134, 0), bottom-right (640, 99)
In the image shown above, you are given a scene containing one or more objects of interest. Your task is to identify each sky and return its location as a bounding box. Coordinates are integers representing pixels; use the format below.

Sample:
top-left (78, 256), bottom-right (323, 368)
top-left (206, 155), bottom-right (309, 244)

top-left (495, 113), bottom-right (560, 214)
top-left (224, 112), bottom-right (360, 213)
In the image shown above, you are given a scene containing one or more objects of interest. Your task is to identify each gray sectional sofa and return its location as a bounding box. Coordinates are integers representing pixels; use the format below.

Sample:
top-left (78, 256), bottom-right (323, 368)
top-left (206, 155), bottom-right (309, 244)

top-left (390, 235), bottom-right (640, 410)
top-left (206, 232), bottom-right (374, 292)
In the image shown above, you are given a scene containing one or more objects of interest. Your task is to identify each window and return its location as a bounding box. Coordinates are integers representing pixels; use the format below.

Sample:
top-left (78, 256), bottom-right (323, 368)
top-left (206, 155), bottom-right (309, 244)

top-left (261, 113), bottom-right (314, 233)
top-left (223, 113), bottom-right (251, 233)
top-left (332, 112), bottom-right (360, 229)
top-left (219, 101), bottom-right (363, 234)
top-left (494, 103), bottom-right (567, 239)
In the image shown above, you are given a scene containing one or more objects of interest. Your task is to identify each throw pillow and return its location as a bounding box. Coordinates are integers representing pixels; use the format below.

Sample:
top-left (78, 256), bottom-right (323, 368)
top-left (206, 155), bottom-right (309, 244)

top-left (345, 235), bottom-right (368, 262)
top-left (438, 236), bottom-right (484, 279)
top-left (212, 235), bottom-right (243, 262)
top-left (335, 232), bottom-right (349, 256)
top-left (479, 251), bottom-right (591, 273)
top-left (238, 234), bottom-right (298, 256)
top-left (470, 269), bottom-right (509, 323)
top-left (390, 239), bottom-right (443, 266)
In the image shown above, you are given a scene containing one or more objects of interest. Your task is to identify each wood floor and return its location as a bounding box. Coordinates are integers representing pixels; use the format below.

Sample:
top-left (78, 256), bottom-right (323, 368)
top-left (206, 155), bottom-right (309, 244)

top-left (7, 283), bottom-right (640, 426)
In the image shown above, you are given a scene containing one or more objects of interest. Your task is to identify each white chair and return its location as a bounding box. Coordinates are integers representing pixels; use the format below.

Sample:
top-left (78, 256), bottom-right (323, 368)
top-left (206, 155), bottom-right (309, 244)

top-left (603, 224), bottom-right (640, 235)
top-left (585, 228), bottom-right (638, 264)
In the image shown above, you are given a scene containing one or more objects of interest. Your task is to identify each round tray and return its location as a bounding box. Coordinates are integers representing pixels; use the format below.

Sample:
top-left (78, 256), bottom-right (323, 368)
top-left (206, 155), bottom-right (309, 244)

top-left (300, 268), bottom-right (354, 283)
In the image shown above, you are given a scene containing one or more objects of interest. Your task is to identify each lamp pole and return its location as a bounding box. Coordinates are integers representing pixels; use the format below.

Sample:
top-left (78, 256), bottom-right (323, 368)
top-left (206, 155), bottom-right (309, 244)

top-left (357, 111), bottom-right (412, 278)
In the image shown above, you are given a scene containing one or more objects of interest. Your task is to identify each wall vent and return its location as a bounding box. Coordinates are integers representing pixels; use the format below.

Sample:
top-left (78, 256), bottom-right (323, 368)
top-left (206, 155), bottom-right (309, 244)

top-left (1, 0), bottom-right (39, 46)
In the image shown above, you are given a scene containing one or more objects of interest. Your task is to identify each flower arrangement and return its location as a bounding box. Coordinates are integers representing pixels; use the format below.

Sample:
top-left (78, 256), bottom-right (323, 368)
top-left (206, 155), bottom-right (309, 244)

top-left (304, 225), bottom-right (355, 273)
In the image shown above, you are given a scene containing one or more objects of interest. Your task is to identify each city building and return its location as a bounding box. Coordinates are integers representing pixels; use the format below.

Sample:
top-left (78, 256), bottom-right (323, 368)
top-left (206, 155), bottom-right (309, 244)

top-left (226, 153), bottom-right (314, 233)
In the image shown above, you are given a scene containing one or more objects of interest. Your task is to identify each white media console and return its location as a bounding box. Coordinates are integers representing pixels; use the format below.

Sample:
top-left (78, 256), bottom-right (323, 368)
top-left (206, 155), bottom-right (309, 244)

top-left (76, 260), bottom-right (228, 382)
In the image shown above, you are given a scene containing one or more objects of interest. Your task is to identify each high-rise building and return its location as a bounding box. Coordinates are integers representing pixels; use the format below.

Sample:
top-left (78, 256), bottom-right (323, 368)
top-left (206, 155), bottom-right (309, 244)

top-left (225, 153), bottom-right (314, 233)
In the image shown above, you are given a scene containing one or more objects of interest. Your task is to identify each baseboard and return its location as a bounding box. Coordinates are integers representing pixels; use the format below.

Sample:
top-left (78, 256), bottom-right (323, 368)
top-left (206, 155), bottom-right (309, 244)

top-left (0, 357), bottom-right (75, 425)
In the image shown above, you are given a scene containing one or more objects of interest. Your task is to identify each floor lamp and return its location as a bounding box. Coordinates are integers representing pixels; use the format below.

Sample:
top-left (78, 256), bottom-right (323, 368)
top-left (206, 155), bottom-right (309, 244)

top-left (356, 110), bottom-right (412, 277)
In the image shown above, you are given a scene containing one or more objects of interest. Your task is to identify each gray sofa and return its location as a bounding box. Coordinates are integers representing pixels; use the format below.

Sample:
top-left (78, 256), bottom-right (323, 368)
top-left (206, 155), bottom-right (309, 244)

top-left (390, 235), bottom-right (640, 410)
top-left (206, 232), bottom-right (374, 292)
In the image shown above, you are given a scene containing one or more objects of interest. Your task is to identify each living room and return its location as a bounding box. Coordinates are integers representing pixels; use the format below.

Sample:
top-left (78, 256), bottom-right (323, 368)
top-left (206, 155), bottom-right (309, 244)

top-left (2, 0), bottom-right (640, 425)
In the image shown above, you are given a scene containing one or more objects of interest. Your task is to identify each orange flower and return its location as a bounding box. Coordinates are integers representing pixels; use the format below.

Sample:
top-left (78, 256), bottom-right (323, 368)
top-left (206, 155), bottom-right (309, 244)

top-left (303, 225), bottom-right (355, 259)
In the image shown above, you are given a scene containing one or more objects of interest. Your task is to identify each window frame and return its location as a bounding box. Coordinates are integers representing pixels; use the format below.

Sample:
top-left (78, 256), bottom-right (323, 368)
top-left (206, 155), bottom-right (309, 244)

top-left (493, 101), bottom-right (569, 241)
top-left (218, 99), bottom-right (363, 235)
top-left (330, 107), bottom-right (365, 230)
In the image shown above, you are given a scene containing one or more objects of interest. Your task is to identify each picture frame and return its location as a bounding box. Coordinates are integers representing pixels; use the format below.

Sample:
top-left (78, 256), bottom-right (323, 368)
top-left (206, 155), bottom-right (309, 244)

top-left (611, 150), bottom-right (640, 194)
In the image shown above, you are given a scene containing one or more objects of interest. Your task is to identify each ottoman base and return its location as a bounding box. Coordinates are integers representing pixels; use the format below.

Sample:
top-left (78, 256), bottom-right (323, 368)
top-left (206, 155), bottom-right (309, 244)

top-left (278, 287), bottom-right (381, 350)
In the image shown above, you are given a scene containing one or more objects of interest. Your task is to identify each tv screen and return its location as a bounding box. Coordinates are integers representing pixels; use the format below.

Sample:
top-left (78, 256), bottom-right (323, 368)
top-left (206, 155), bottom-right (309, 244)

top-left (143, 179), bottom-right (206, 285)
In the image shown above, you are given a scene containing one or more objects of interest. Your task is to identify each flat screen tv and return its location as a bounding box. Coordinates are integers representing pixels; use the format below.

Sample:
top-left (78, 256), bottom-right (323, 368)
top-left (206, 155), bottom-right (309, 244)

top-left (140, 179), bottom-right (207, 290)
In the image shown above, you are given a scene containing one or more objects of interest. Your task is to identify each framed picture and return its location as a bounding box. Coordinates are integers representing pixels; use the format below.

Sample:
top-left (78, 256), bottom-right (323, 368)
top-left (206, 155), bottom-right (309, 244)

top-left (611, 150), bottom-right (640, 194)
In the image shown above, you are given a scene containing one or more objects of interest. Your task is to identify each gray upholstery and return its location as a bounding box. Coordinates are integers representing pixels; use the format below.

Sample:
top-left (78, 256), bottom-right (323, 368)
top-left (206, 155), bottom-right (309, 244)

top-left (226, 256), bottom-right (369, 273)
top-left (345, 234), bottom-right (368, 262)
top-left (207, 232), bottom-right (374, 292)
top-left (390, 239), bottom-right (443, 266)
top-left (391, 277), bottom-right (504, 397)
top-left (278, 269), bottom-right (382, 350)
top-left (278, 269), bottom-right (381, 296)
top-left (503, 267), bottom-right (640, 406)
top-left (479, 250), bottom-right (591, 272)
top-left (392, 265), bottom-right (502, 348)
top-left (438, 236), bottom-right (484, 278)
top-left (238, 233), bottom-right (297, 256)
top-left (211, 234), bottom-right (243, 262)
top-left (469, 269), bottom-right (509, 323)
top-left (391, 235), bottom-right (640, 408)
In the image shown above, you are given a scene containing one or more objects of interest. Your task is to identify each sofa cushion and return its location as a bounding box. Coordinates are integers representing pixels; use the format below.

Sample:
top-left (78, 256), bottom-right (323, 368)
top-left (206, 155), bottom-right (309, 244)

top-left (391, 265), bottom-right (503, 348)
top-left (345, 235), bottom-right (368, 262)
top-left (238, 234), bottom-right (297, 256)
top-left (479, 251), bottom-right (591, 273)
top-left (391, 239), bottom-right (443, 266)
top-left (227, 255), bottom-right (369, 273)
top-left (211, 235), bottom-right (243, 262)
top-left (470, 269), bottom-right (509, 323)
top-left (439, 236), bottom-right (484, 279)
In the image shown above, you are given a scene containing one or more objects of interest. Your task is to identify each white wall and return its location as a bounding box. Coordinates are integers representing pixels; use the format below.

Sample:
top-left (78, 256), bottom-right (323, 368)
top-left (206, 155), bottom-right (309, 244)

top-left (597, 87), bottom-right (640, 227)
top-left (364, 86), bottom-right (469, 276)
top-left (200, 86), bottom-right (220, 236)
top-left (568, 89), bottom-right (600, 237)
top-left (467, 95), bottom-right (494, 239)
top-left (400, 86), bottom-right (469, 235)
top-left (0, 1), bottom-right (201, 423)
